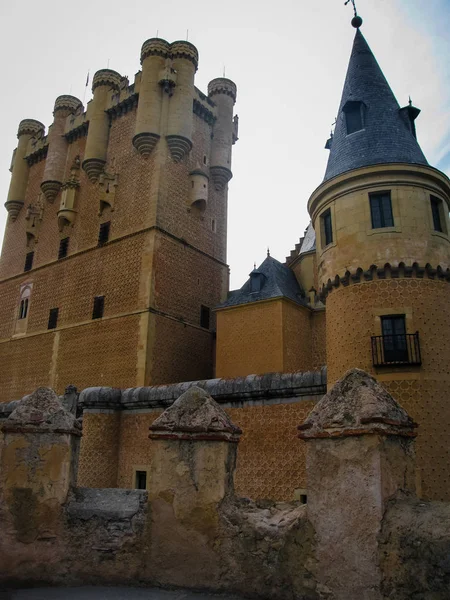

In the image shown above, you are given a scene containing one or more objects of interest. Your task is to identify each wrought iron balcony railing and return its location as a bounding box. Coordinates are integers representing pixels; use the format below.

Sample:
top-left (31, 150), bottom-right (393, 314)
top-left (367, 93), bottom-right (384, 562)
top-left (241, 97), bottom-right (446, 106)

top-left (371, 332), bottom-right (422, 367)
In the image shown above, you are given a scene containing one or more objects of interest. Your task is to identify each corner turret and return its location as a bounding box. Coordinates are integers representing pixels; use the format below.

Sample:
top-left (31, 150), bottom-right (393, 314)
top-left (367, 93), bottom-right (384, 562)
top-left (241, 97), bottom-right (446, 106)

top-left (166, 41), bottom-right (198, 162)
top-left (133, 38), bottom-right (170, 158)
top-left (5, 119), bottom-right (45, 221)
top-left (82, 69), bottom-right (122, 182)
top-left (41, 95), bottom-right (83, 202)
top-left (207, 78), bottom-right (237, 191)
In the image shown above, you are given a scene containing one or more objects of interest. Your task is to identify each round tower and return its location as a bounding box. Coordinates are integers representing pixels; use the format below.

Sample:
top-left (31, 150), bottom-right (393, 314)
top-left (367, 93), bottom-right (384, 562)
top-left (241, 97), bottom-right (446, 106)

top-left (133, 38), bottom-right (170, 158)
top-left (82, 69), bottom-right (121, 182)
top-left (309, 25), bottom-right (450, 501)
top-left (5, 119), bottom-right (45, 221)
top-left (207, 78), bottom-right (237, 191)
top-left (166, 41), bottom-right (198, 162)
top-left (41, 95), bottom-right (83, 202)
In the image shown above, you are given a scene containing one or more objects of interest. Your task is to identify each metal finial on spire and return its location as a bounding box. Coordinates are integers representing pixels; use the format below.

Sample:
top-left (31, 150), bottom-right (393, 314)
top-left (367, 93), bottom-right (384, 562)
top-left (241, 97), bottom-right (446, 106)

top-left (345, 0), bottom-right (363, 28)
top-left (254, 261), bottom-right (256, 269)
top-left (267, 247), bottom-right (270, 257)
top-left (409, 96), bottom-right (412, 106)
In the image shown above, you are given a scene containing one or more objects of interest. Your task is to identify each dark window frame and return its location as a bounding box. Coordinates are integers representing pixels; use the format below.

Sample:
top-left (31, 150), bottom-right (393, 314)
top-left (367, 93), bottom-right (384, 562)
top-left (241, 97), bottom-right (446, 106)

top-left (92, 296), bottom-right (105, 320)
top-left (98, 221), bottom-right (111, 247)
top-left (58, 237), bottom-right (70, 259)
top-left (19, 298), bottom-right (29, 320)
top-left (24, 252), bottom-right (34, 272)
top-left (135, 470), bottom-right (147, 490)
top-left (430, 196), bottom-right (444, 233)
top-left (369, 191), bottom-right (394, 229)
top-left (47, 307), bottom-right (59, 330)
top-left (321, 209), bottom-right (333, 247)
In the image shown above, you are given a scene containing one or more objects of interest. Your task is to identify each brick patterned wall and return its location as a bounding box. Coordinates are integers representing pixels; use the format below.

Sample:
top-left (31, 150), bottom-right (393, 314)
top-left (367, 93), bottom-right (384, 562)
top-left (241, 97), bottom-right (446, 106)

top-left (77, 412), bottom-right (121, 487)
top-left (149, 313), bottom-right (214, 385)
top-left (311, 309), bottom-right (326, 370)
top-left (282, 301), bottom-right (312, 373)
top-left (216, 301), bottom-right (284, 378)
top-left (116, 400), bottom-right (316, 501)
top-left (0, 333), bottom-right (55, 401)
top-left (326, 278), bottom-right (450, 500)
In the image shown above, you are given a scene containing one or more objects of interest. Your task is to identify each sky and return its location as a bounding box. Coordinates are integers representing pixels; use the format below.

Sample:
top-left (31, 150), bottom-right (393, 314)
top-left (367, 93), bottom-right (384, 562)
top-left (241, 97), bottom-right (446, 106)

top-left (0, 0), bottom-right (449, 289)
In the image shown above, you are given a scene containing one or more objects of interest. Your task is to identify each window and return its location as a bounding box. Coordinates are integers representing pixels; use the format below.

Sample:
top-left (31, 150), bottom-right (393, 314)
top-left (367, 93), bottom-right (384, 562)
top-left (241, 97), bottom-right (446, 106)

top-left (24, 252), bottom-right (34, 272)
top-left (98, 221), bottom-right (110, 246)
top-left (369, 192), bottom-right (394, 228)
top-left (92, 296), bottom-right (105, 319)
top-left (430, 196), bottom-right (444, 233)
top-left (200, 305), bottom-right (210, 329)
top-left (47, 308), bottom-right (59, 330)
top-left (58, 237), bottom-right (69, 259)
top-left (321, 209), bottom-right (333, 247)
top-left (19, 298), bottom-right (29, 320)
top-left (343, 101), bottom-right (365, 135)
top-left (381, 315), bottom-right (408, 363)
top-left (135, 471), bottom-right (147, 490)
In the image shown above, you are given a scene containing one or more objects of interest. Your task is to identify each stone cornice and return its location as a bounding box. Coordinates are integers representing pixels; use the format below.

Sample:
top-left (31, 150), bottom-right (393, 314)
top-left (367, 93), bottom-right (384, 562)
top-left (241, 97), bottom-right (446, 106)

top-left (320, 262), bottom-right (450, 301)
top-left (193, 98), bottom-right (216, 125)
top-left (107, 93), bottom-right (138, 120)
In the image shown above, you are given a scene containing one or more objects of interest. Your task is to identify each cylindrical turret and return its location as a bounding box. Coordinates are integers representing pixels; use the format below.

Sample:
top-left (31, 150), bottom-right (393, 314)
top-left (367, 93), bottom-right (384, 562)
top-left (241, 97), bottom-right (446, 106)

top-left (189, 168), bottom-right (209, 213)
top-left (207, 78), bottom-right (237, 191)
top-left (41, 95), bottom-right (82, 202)
top-left (133, 38), bottom-right (170, 158)
top-left (166, 41), bottom-right (198, 162)
top-left (82, 69), bottom-right (121, 182)
top-left (5, 119), bottom-right (45, 221)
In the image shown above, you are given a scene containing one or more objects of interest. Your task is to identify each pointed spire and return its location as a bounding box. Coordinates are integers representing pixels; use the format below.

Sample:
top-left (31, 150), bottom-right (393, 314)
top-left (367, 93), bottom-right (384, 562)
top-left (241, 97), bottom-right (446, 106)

top-left (324, 29), bottom-right (428, 181)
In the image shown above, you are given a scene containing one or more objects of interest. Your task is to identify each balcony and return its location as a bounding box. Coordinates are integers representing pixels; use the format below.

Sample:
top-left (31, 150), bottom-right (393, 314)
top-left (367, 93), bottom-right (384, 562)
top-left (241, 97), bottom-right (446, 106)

top-left (371, 332), bottom-right (422, 367)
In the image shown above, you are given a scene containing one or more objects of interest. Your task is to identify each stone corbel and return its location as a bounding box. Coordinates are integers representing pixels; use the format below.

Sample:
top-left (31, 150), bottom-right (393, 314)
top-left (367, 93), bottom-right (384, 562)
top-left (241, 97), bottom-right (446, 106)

top-left (98, 171), bottom-right (119, 215)
top-left (25, 204), bottom-right (44, 244)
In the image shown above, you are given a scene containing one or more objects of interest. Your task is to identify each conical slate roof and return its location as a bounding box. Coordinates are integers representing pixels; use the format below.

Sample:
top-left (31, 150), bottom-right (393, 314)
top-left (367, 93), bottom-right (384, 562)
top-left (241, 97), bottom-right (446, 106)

top-left (324, 29), bottom-right (428, 181)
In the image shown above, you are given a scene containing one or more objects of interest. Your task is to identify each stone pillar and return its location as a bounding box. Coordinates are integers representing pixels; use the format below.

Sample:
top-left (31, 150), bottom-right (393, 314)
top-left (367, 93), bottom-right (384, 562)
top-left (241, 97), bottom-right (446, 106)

top-left (298, 368), bottom-right (417, 600)
top-left (147, 385), bottom-right (241, 587)
top-left (0, 387), bottom-right (82, 548)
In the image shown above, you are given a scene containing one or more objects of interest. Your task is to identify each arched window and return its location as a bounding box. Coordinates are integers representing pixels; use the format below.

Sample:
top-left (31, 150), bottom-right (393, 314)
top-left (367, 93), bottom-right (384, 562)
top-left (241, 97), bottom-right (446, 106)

top-left (18, 285), bottom-right (32, 320)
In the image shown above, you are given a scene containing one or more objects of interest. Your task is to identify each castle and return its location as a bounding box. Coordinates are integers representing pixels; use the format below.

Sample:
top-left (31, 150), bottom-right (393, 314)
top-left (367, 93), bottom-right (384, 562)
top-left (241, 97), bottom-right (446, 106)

top-left (1, 18), bottom-right (449, 502)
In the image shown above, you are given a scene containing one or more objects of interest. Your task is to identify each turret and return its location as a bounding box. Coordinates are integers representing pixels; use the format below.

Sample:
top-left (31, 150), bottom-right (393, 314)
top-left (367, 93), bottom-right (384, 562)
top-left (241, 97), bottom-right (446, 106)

top-left (5, 119), bottom-right (45, 221)
top-left (82, 69), bottom-right (121, 182)
top-left (188, 168), bottom-right (208, 214)
top-left (41, 95), bottom-right (83, 202)
top-left (207, 78), bottom-right (237, 191)
top-left (309, 19), bottom-right (450, 502)
top-left (133, 38), bottom-right (170, 158)
top-left (166, 41), bottom-right (198, 162)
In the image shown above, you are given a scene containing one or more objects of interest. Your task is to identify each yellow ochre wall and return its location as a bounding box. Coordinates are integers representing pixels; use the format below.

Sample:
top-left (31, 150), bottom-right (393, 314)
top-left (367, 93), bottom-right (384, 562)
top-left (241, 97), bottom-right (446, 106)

top-left (216, 298), bottom-right (326, 379)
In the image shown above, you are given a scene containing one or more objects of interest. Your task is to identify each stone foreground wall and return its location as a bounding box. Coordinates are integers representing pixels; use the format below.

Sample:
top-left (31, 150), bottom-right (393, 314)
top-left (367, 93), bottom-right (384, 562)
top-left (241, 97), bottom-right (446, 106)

top-left (1, 372), bottom-right (450, 600)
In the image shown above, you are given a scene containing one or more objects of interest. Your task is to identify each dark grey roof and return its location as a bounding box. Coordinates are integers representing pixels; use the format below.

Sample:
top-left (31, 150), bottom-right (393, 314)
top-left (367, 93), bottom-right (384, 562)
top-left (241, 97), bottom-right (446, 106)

top-left (217, 255), bottom-right (306, 309)
top-left (324, 29), bottom-right (428, 182)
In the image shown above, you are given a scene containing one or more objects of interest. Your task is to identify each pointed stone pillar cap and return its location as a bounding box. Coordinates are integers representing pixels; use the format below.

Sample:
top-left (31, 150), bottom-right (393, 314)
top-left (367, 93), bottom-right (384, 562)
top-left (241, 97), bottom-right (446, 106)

top-left (1, 387), bottom-right (82, 436)
top-left (149, 385), bottom-right (242, 442)
top-left (298, 369), bottom-right (417, 440)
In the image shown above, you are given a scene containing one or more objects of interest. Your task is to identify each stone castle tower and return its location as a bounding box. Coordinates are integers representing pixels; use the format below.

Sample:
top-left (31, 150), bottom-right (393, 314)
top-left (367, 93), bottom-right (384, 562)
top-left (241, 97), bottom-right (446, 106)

top-left (0, 38), bottom-right (238, 400)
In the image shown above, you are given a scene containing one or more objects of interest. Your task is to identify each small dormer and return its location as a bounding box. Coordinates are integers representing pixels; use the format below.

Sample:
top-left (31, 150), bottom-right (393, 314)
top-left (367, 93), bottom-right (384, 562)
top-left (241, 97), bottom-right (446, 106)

top-left (249, 269), bottom-right (266, 293)
top-left (342, 100), bottom-right (366, 135)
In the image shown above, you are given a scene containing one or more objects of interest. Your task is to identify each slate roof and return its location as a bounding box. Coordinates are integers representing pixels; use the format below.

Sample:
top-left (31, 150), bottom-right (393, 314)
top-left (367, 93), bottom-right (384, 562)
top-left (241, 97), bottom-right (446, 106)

top-left (217, 255), bottom-right (306, 309)
top-left (324, 29), bottom-right (428, 182)
top-left (299, 223), bottom-right (316, 255)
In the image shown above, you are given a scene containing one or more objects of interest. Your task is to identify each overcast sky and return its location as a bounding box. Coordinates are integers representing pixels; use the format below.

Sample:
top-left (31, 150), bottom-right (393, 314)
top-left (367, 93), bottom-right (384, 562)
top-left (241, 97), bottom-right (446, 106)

top-left (0, 0), bottom-right (449, 289)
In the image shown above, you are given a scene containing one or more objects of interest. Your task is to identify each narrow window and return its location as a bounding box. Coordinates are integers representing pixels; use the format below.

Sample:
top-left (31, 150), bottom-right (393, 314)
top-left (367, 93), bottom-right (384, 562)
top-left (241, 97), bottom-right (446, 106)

top-left (200, 305), bottom-right (210, 329)
top-left (92, 296), bottom-right (105, 320)
top-left (135, 471), bottom-right (147, 490)
top-left (431, 196), bottom-right (443, 233)
top-left (19, 298), bottom-right (29, 320)
top-left (58, 237), bottom-right (69, 259)
top-left (369, 192), bottom-right (394, 228)
top-left (24, 251), bottom-right (34, 272)
top-left (381, 315), bottom-right (408, 363)
top-left (47, 308), bottom-right (59, 330)
top-left (211, 219), bottom-right (216, 232)
top-left (321, 209), bottom-right (333, 247)
top-left (343, 101), bottom-right (365, 135)
top-left (98, 221), bottom-right (111, 246)
top-left (203, 154), bottom-right (207, 165)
